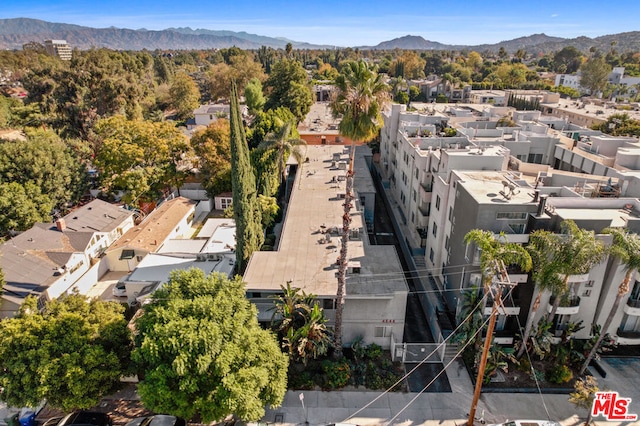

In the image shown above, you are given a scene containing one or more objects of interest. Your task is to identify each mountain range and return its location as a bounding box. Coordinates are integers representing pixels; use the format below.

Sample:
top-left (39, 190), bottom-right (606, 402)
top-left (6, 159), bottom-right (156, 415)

top-left (1, 18), bottom-right (639, 53)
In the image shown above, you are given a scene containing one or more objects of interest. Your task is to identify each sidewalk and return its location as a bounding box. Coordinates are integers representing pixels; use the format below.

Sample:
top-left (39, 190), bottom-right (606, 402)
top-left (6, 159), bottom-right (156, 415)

top-left (261, 357), bottom-right (640, 426)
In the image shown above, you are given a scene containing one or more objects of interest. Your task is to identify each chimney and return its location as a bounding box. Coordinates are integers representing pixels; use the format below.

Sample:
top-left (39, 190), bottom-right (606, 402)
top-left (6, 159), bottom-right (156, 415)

top-left (532, 190), bottom-right (539, 203)
top-left (536, 195), bottom-right (548, 217)
top-left (56, 218), bottom-right (66, 231)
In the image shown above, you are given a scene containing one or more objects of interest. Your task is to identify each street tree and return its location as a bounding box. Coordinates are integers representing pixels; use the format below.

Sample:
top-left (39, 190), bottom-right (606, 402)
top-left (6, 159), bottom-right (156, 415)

top-left (329, 59), bottom-right (389, 356)
top-left (264, 59), bottom-right (313, 123)
top-left (169, 71), bottom-right (200, 120)
top-left (547, 220), bottom-right (607, 321)
top-left (257, 120), bottom-right (306, 189)
top-left (580, 228), bottom-right (640, 375)
top-left (93, 115), bottom-right (190, 204)
top-left (230, 81), bottom-right (264, 273)
top-left (132, 269), bottom-right (288, 423)
top-left (190, 118), bottom-right (231, 196)
top-left (580, 55), bottom-right (612, 96)
top-left (0, 294), bottom-right (132, 411)
top-left (569, 376), bottom-right (600, 426)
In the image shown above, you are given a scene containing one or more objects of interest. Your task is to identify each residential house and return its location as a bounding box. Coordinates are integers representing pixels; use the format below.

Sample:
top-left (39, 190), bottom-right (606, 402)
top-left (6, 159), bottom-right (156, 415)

top-left (104, 197), bottom-right (197, 272)
top-left (0, 200), bottom-right (135, 317)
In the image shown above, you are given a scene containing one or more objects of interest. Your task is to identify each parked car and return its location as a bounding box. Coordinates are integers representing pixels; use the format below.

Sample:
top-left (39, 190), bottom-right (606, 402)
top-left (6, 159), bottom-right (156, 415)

top-left (112, 282), bottom-right (127, 297)
top-left (43, 412), bottom-right (112, 426)
top-left (125, 415), bottom-right (186, 426)
top-left (488, 421), bottom-right (561, 426)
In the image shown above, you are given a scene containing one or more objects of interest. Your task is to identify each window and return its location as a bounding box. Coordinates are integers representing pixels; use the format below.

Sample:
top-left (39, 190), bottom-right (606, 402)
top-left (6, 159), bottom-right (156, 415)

top-left (448, 206), bottom-right (453, 221)
top-left (435, 195), bottom-right (441, 210)
top-left (411, 212), bottom-right (415, 224)
top-left (508, 223), bottom-right (525, 234)
top-left (220, 197), bottom-right (232, 210)
top-left (432, 222), bottom-right (437, 237)
top-left (415, 168), bottom-right (419, 179)
top-left (375, 326), bottom-right (392, 338)
top-left (429, 248), bottom-right (434, 262)
top-left (582, 289), bottom-right (592, 297)
top-left (585, 280), bottom-right (595, 288)
top-left (412, 190), bottom-right (417, 202)
top-left (445, 235), bottom-right (449, 250)
top-left (497, 212), bottom-right (528, 220)
top-left (323, 299), bottom-right (335, 310)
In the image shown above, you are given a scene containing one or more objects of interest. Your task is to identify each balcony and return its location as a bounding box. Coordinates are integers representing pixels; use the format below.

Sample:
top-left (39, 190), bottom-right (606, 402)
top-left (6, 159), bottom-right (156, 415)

top-left (623, 298), bottom-right (640, 317)
top-left (484, 298), bottom-right (521, 316)
top-left (617, 327), bottom-right (640, 344)
top-left (547, 294), bottom-right (581, 315)
top-left (418, 202), bottom-right (430, 217)
top-left (420, 181), bottom-right (432, 192)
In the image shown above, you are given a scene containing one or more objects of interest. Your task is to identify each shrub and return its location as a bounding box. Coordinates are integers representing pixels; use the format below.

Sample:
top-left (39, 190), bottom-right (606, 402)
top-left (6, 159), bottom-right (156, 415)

top-left (288, 371), bottom-right (316, 390)
top-left (517, 357), bottom-right (531, 373)
top-left (364, 343), bottom-right (382, 361)
top-left (547, 364), bottom-right (573, 384)
top-left (322, 359), bottom-right (351, 389)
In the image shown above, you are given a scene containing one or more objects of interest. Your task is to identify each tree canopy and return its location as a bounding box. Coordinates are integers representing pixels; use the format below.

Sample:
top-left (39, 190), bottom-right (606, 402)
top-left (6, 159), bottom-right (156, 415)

top-left (132, 269), bottom-right (288, 423)
top-left (264, 59), bottom-right (313, 123)
top-left (93, 115), bottom-right (190, 204)
top-left (191, 118), bottom-right (232, 196)
top-left (0, 295), bottom-right (132, 411)
top-left (580, 55), bottom-right (612, 96)
top-left (169, 71), bottom-right (200, 120)
top-left (0, 128), bottom-right (86, 208)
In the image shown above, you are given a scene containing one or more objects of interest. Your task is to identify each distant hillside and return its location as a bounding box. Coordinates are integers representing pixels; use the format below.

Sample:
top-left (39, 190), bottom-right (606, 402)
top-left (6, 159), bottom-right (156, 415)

top-left (370, 35), bottom-right (450, 50)
top-left (0, 18), bottom-right (330, 50)
top-left (1, 18), bottom-right (639, 53)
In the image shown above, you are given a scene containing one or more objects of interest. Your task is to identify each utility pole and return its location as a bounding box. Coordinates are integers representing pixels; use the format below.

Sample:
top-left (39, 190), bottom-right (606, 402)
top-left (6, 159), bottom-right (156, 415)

top-left (468, 260), bottom-right (513, 426)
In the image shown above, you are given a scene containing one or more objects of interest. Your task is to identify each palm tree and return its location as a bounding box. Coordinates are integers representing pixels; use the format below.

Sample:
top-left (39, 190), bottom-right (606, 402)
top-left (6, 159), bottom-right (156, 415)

top-left (464, 230), bottom-right (532, 425)
top-left (329, 60), bottom-right (389, 357)
top-left (517, 229), bottom-right (565, 358)
top-left (257, 120), bottom-right (307, 189)
top-left (284, 303), bottom-right (332, 365)
top-left (579, 228), bottom-right (640, 375)
top-left (547, 221), bottom-right (607, 322)
top-left (269, 281), bottom-right (315, 340)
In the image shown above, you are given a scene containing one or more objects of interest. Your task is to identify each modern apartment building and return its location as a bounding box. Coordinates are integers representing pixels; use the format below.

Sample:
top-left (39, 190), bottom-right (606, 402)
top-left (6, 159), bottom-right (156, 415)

top-left (243, 145), bottom-right (408, 349)
top-left (44, 39), bottom-right (72, 60)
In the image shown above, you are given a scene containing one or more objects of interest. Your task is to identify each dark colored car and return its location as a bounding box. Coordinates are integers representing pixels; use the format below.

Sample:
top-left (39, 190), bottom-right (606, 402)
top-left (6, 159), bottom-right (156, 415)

top-left (43, 412), bottom-right (112, 426)
top-left (125, 415), bottom-right (186, 426)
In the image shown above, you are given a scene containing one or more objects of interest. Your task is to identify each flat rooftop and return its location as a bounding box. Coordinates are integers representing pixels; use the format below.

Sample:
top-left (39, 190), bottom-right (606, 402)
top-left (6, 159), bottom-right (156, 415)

top-left (456, 171), bottom-right (537, 205)
top-left (243, 145), bottom-right (407, 297)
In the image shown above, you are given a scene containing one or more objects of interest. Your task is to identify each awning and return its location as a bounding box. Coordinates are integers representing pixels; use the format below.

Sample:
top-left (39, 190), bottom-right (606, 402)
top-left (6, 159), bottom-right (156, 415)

top-left (119, 249), bottom-right (135, 260)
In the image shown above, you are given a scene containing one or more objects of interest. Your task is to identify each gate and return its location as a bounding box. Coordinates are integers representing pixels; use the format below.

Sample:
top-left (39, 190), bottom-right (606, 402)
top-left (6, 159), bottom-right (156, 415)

top-left (394, 342), bottom-right (445, 363)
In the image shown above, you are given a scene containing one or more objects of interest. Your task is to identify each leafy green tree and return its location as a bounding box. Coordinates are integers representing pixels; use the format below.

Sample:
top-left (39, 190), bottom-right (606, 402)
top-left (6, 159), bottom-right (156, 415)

top-left (207, 52), bottom-right (266, 102)
top-left (592, 113), bottom-right (640, 137)
top-left (329, 60), bottom-right (389, 356)
top-left (190, 118), bottom-right (231, 196)
top-left (0, 267), bottom-right (4, 292)
top-left (169, 71), bottom-right (200, 120)
top-left (394, 91), bottom-right (409, 104)
top-left (258, 194), bottom-right (279, 229)
top-left (264, 59), bottom-right (313, 123)
top-left (132, 269), bottom-right (288, 423)
top-left (547, 220), bottom-right (607, 321)
top-left (0, 294), bottom-right (132, 411)
top-left (244, 77), bottom-right (266, 115)
top-left (553, 46), bottom-right (584, 73)
top-left (93, 115), bottom-right (190, 204)
top-left (247, 106), bottom-right (297, 149)
top-left (0, 182), bottom-right (54, 234)
top-left (0, 128), bottom-right (86, 207)
top-left (580, 55), bottom-right (612, 96)
top-left (230, 81), bottom-right (264, 273)
top-left (580, 228), bottom-right (640, 374)
top-left (257, 120), bottom-right (306, 188)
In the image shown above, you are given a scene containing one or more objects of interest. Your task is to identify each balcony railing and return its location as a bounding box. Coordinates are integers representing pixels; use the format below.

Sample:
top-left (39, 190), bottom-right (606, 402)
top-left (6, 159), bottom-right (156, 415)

top-left (420, 181), bottom-right (432, 192)
top-left (627, 298), bottom-right (640, 308)
top-left (549, 294), bottom-right (581, 307)
top-left (617, 328), bottom-right (640, 339)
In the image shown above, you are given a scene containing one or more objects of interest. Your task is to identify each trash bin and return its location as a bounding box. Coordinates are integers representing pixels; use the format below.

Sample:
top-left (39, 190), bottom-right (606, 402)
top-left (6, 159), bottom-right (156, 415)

top-left (3, 413), bottom-right (19, 426)
top-left (18, 409), bottom-right (35, 426)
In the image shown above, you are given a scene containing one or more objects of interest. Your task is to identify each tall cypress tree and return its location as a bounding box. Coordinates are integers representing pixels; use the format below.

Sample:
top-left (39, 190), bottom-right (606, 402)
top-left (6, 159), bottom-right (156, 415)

top-left (230, 80), bottom-right (264, 273)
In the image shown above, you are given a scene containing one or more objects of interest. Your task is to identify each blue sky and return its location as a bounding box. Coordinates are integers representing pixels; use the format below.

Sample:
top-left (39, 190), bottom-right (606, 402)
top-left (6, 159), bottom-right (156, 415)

top-left (4, 0), bottom-right (640, 47)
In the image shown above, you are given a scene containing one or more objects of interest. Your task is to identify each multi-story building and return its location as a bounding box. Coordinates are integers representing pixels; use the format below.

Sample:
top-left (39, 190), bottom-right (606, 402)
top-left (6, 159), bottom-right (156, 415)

top-left (243, 145), bottom-right (408, 349)
top-left (44, 39), bottom-right (72, 60)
